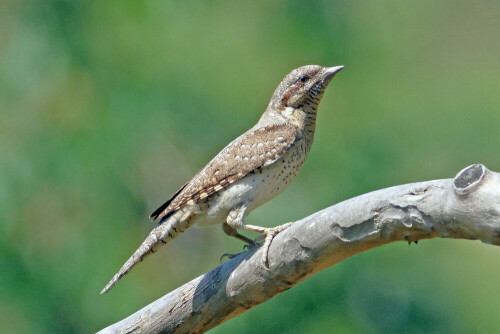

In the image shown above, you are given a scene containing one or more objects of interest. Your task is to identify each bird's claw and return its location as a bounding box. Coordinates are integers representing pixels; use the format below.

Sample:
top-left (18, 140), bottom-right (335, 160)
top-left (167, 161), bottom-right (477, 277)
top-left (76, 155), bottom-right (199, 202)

top-left (243, 242), bottom-right (258, 251)
top-left (220, 252), bottom-right (240, 262)
top-left (221, 222), bottom-right (294, 266)
top-left (261, 222), bottom-right (294, 269)
top-left (221, 241), bottom-right (258, 262)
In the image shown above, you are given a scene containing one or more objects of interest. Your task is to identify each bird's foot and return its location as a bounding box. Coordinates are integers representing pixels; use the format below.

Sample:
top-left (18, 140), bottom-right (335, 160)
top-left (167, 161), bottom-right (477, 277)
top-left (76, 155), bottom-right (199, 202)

top-left (261, 222), bottom-right (294, 268)
top-left (220, 241), bottom-right (258, 262)
top-left (243, 241), bottom-right (258, 250)
top-left (220, 252), bottom-right (241, 262)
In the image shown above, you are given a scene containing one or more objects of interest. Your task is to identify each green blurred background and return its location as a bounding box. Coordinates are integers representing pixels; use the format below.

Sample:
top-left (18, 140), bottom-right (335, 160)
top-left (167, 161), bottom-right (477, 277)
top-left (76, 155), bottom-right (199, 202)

top-left (1, 1), bottom-right (499, 333)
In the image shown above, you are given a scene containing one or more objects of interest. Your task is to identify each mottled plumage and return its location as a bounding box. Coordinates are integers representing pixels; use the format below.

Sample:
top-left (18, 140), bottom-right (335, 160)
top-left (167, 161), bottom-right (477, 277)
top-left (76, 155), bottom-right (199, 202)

top-left (101, 65), bottom-right (343, 294)
top-left (150, 124), bottom-right (297, 222)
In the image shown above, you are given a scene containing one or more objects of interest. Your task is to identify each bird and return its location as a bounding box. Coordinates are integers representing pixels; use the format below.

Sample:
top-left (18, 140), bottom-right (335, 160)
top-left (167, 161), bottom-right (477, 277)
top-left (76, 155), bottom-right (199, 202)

top-left (100, 64), bottom-right (344, 294)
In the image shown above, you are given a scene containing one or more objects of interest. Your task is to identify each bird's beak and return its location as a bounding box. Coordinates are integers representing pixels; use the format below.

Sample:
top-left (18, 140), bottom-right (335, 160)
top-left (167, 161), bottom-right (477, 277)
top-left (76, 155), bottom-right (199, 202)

top-left (320, 65), bottom-right (344, 83)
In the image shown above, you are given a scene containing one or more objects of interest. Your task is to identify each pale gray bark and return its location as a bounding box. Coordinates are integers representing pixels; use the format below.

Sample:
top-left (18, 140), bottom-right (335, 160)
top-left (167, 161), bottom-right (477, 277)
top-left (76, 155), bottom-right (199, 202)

top-left (98, 164), bottom-right (500, 334)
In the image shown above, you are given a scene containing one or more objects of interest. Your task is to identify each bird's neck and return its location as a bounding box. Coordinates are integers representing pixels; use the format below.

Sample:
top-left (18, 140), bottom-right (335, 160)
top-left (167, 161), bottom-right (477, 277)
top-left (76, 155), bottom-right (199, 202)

top-left (297, 105), bottom-right (318, 144)
top-left (257, 103), bottom-right (318, 142)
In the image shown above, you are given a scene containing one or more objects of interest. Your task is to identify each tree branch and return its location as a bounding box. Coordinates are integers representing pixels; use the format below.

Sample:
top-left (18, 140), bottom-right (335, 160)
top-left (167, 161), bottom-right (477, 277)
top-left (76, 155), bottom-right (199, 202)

top-left (98, 164), bottom-right (500, 334)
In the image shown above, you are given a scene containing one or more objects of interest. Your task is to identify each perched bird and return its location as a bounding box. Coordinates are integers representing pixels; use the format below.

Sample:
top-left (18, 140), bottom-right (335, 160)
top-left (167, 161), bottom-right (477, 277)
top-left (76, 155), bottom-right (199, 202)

top-left (101, 64), bottom-right (343, 294)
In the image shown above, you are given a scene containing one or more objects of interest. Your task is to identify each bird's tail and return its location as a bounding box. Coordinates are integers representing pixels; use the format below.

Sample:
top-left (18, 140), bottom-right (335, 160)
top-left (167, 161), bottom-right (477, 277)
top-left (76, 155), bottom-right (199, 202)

top-left (100, 210), bottom-right (193, 294)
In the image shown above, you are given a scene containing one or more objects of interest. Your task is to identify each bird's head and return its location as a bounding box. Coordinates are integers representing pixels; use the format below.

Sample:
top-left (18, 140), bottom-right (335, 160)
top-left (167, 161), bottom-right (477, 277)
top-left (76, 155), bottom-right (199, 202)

top-left (262, 65), bottom-right (343, 127)
top-left (272, 65), bottom-right (343, 109)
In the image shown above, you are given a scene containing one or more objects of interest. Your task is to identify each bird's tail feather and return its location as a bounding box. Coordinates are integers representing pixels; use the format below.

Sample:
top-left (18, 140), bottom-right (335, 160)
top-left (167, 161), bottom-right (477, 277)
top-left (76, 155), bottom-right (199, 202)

top-left (100, 211), bottom-right (192, 294)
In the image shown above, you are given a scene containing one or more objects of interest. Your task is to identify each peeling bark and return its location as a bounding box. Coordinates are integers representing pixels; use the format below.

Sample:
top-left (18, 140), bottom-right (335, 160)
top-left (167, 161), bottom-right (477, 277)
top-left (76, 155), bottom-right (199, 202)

top-left (98, 164), bottom-right (500, 334)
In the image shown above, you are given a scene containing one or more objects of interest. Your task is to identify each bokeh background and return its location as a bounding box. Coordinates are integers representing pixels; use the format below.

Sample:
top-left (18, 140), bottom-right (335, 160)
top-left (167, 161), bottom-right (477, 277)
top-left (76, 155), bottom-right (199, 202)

top-left (1, 1), bottom-right (500, 333)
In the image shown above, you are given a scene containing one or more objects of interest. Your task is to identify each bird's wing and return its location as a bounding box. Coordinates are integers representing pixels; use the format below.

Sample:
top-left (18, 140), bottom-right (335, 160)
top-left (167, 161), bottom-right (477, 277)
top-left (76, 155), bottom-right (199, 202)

top-left (150, 123), bottom-right (299, 222)
top-left (149, 182), bottom-right (189, 220)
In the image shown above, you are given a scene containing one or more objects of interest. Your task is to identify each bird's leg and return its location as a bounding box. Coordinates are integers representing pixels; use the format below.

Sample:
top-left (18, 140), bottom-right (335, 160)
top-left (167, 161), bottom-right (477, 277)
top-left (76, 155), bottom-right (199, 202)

top-left (222, 222), bottom-right (255, 246)
top-left (226, 206), bottom-right (294, 268)
top-left (220, 221), bottom-right (258, 262)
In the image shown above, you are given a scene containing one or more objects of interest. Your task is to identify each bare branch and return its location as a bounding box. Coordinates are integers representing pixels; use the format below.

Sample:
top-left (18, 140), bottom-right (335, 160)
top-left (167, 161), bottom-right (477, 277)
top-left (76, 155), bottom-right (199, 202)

top-left (98, 164), bottom-right (500, 334)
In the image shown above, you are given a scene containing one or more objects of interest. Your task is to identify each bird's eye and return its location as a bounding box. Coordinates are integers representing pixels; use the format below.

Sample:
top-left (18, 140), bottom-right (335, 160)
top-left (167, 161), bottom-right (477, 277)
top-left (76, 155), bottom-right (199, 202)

top-left (299, 75), bottom-right (309, 82)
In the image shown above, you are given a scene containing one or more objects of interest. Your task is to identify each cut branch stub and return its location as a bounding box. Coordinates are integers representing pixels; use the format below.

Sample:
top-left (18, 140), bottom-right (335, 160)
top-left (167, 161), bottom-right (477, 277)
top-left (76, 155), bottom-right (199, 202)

top-left (453, 164), bottom-right (486, 195)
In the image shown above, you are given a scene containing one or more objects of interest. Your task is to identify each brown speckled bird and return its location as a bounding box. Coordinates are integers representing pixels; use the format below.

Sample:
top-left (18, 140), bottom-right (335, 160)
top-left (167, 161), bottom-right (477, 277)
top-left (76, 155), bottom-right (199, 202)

top-left (101, 65), bottom-right (343, 294)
